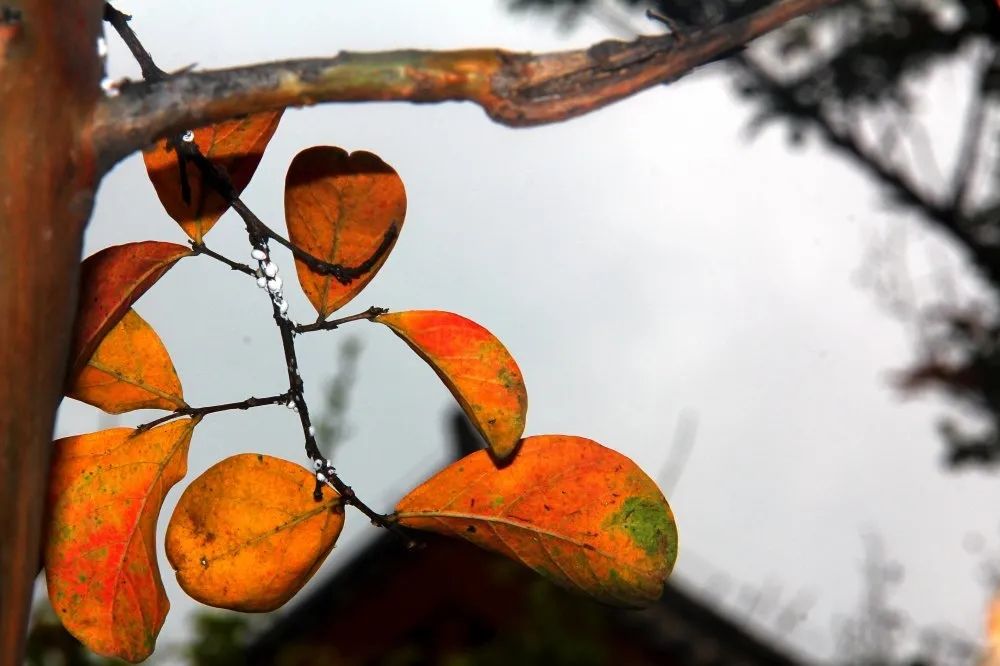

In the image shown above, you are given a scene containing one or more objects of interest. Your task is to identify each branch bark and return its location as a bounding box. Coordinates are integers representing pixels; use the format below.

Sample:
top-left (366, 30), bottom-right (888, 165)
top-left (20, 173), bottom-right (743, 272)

top-left (0, 1), bottom-right (103, 664)
top-left (92, 0), bottom-right (840, 169)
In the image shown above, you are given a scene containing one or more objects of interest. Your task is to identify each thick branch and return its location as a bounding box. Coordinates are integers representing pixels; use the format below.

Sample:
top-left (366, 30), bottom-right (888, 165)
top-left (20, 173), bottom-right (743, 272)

top-left (0, 1), bottom-right (104, 663)
top-left (92, 0), bottom-right (840, 168)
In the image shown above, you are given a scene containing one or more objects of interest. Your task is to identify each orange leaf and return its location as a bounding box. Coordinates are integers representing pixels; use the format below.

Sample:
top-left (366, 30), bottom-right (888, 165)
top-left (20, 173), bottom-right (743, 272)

top-left (988, 589), bottom-right (1000, 665)
top-left (285, 146), bottom-right (406, 318)
top-left (396, 435), bottom-right (678, 607)
top-left (44, 419), bottom-right (197, 662)
top-left (69, 241), bottom-right (191, 379)
top-left (165, 453), bottom-right (345, 612)
top-left (67, 309), bottom-right (186, 413)
top-left (376, 310), bottom-right (527, 459)
top-left (143, 111), bottom-right (283, 242)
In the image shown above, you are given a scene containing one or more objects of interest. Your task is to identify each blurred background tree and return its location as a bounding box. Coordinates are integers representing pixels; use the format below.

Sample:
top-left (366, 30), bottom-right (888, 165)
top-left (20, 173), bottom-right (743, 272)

top-left (511, 0), bottom-right (1000, 469)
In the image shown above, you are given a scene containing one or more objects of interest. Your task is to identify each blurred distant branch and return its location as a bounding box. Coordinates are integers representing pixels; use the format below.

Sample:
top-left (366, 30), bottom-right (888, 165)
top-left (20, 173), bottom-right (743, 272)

top-left (734, 53), bottom-right (1000, 286)
top-left (950, 46), bottom-right (998, 215)
top-left (92, 0), bottom-right (839, 169)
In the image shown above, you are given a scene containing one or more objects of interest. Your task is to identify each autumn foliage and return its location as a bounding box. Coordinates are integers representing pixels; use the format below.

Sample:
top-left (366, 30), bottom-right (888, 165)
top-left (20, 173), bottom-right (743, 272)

top-left (44, 113), bottom-right (678, 661)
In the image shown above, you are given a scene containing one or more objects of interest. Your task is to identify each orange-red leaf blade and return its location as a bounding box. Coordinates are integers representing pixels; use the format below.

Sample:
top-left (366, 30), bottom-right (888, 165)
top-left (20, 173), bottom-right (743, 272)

top-left (44, 419), bottom-right (198, 662)
top-left (166, 454), bottom-right (345, 612)
top-left (143, 111), bottom-right (283, 241)
top-left (376, 310), bottom-right (527, 459)
top-left (285, 146), bottom-right (406, 318)
top-left (988, 589), bottom-right (1000, 665)
top-left (69, 241), bottom-right (191, 379)
top-left (67, 309), bottom-right (186, 413)
top-left (396, 435), bottom-right (677, 607)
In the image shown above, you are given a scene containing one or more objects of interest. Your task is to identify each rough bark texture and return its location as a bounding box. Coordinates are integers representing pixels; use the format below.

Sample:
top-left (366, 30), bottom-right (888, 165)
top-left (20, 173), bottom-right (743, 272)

top-left (0, 1), bottom-right (103, 663)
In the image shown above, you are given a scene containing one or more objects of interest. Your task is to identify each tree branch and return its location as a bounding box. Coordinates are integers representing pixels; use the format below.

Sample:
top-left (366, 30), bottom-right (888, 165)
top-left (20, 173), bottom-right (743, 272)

top-left (294, 306), bottom-right (388, 334)
top-left (136, 392), bottom-right (292, 432)
top-left (733, 53), bottom-right (1000, 285)
top-left (92, 0), bottom-right (840, 169)
top-left (949, 45), bottom-right (997, 215)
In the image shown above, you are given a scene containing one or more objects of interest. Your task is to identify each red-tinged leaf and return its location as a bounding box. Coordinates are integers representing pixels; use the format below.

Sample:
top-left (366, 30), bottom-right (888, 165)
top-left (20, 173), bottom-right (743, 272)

top-left (44, 419), bottom-right (198, 662)
top-left (376, 310), bottom-right (526, 459)
top-left (69, 241), bottom-right (191, 379)
top-left (285, 146), bottom-right (406, 318)
top-left (143, 111), bottom-right (283, 242)
top-left (166, 454), bottom-right (345, 612)
top-left (395, 435), bottom-right (678, 607)
top-left (988, 589), bottom-right (1000, 664)
top-left (67, 309), bottom-right (186, 413)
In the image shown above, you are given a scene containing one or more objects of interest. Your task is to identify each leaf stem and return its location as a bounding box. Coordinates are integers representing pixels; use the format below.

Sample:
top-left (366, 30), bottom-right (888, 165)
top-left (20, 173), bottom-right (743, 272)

top-left (136, 392), bottom-right (292, 432)
top-left (190, 241), bottom-right (256, 277)
top-left (294, 306), bottom-right (388, 334)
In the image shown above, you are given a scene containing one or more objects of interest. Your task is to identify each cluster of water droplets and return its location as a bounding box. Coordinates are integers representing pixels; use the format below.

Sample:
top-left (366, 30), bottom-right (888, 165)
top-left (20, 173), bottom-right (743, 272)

top-left (250, 246), bottom-right (290, 318)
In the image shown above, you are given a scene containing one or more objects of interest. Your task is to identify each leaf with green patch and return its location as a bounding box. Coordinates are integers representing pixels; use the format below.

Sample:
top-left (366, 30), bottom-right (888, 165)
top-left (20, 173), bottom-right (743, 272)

top-left (395, 435), bottom-right (678, 606)
top-left (376, 310), bottom-right (527, 459)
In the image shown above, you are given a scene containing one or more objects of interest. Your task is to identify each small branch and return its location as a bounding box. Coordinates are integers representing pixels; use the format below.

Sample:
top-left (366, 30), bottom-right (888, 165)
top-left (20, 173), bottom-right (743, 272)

top-left (733, 54), bottom-right (1000, 276)
top-left (255, 244), bottom-right (415, 547)
top-left (294, 306), bottom-right (388, 334)
top-left (190, 241), bottom-right (256, 277)
top-left (102, 3), bottom-right (167, 82)
top-left (949, 46), bottom-right (996, 214)
top-left (136, 392), bottom-right (292, 432)
top-left (92, 0), bottom-right (840, 168)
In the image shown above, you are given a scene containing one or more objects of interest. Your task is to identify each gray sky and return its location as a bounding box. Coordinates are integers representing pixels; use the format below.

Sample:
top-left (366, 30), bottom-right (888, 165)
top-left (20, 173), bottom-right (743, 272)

top-left (53, 1), bottom-right (1000, 660)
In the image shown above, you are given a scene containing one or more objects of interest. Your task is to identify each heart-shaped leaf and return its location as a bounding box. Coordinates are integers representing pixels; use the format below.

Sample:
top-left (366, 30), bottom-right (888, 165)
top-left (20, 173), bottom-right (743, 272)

top-left (376, 310), bottom-right (526, 459)
top-left (67, 308), bottom-right (186, 413)
top-left (166, 453), bottom-right (345, 612)
top-left (396, 435), bottom-right (677, 607)
top-left (69, 241), bottom-right (191, 379)
top-left (143, 111), bottom-right (283, 241)
top-left (44, 419), bottom-right (198, 662)
top-left (285, 146), bottom-right (406, 318)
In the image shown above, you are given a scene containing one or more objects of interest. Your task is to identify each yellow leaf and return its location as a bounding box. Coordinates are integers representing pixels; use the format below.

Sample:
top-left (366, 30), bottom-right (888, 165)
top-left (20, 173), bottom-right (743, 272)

top-left (166, 453), bottom-right (345, 612)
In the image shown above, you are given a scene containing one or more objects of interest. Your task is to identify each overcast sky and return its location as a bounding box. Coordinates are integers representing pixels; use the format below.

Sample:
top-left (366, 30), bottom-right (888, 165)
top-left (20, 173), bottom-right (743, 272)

top-left (52, 1), bottom-right (1000, 661)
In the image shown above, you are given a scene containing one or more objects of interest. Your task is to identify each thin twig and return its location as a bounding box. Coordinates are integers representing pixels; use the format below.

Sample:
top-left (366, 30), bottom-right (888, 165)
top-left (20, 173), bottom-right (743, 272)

top-left (190, 241), bottom-right (256, 277)
top-left (950, 46), bottom-right (996, 214)
top-left (93, 0), bottom-right (841, 168)
top-left (255, 242), bottom-right (415, 547)
top-left (102, 3), bottom-right (167, 82)
top-left (136, 392), bottom-right (292, 432)
top-left (294, 306), bottom-right (388, 334)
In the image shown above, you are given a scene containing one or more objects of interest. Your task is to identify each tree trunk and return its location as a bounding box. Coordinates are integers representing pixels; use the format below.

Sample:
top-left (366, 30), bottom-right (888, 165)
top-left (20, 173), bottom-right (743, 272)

top-left (0, 1), bottom-right (102, 663)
